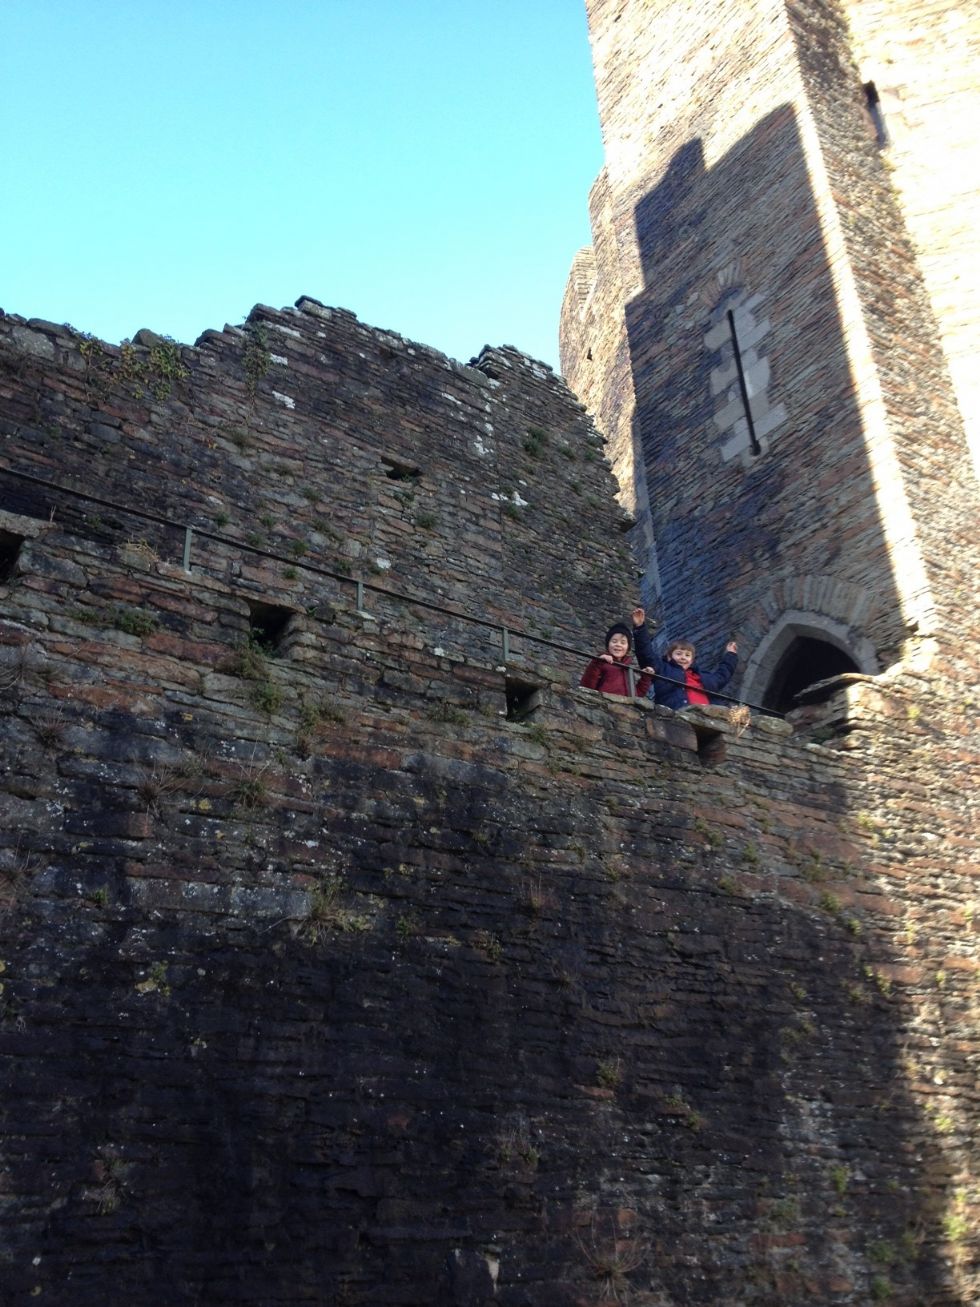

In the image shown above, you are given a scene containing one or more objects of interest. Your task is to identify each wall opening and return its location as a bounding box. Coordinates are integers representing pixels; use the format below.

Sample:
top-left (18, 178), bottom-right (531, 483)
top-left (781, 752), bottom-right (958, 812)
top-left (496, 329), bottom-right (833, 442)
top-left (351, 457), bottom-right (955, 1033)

top-left (247, 601), bottom-right (294, 654)
top-left (505, 678), bottom-right (542, 722)
top-left (763, 636), bottom-right (860, 713)
top-left (0, 530), bottom-right (25, 583)
top-left (382, 458), bottom-right (421, 482)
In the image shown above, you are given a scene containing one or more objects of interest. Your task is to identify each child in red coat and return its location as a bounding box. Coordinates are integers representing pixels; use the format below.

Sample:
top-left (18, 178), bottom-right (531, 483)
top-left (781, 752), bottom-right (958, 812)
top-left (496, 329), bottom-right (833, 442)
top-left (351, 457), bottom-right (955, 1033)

top-left (580, 623), bottom-right (653, 699)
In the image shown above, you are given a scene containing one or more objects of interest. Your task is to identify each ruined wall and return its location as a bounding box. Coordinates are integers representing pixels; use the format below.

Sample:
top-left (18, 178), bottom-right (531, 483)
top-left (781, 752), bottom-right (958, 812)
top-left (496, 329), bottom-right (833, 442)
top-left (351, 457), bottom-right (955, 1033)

top-left (0, 303), bottom-right (977, 1304)
top-left (560, 174), bottom-right (662, 601)
top-left (0, 300), bottom-right (633, 658)
top-left (562, 0), bottom-right (980, 690)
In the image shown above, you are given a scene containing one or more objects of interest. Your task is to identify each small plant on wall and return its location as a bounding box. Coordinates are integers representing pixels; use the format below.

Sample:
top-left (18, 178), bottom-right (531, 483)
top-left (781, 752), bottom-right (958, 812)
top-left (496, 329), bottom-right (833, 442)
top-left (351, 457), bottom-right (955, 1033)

top-left (497, 1113), bottom-right (540, 1171)
top-left (596, 1057), bottom-right (623, 1090)
top-left (575, 1211), bottom-right (649, 1305)
top-left (225, 633), bottom-right (270, 681)
top-left (306, 878), bottom-right (370, 939)
top-left (113, 606), bottom-right (158, 638)
top-left (474, 929), bottom-right (502, 962)
top-left (33, 708), bottom-right (66, 750)
top-left (243, 323), bottom-right (271, 400)
top-left (249, 680), bottom-right (284, 716)
top-left (224, 754), bottom-right (272, 812)
top-left (523, 425), bottom-right (548, 456)
top-left (135, 761), bottom-right (194, 819)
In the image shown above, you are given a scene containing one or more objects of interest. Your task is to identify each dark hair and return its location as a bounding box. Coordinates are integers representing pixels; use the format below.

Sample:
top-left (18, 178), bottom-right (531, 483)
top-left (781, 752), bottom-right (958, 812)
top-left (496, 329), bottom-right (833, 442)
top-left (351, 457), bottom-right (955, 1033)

top-left (665, 639), bottom-right (695, 658)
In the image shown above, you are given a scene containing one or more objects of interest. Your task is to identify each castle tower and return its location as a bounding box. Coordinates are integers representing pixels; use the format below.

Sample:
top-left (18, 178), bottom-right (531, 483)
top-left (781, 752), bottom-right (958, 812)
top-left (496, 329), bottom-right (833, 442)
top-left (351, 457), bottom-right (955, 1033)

top-left (561, 0), bottom-right (980, 710)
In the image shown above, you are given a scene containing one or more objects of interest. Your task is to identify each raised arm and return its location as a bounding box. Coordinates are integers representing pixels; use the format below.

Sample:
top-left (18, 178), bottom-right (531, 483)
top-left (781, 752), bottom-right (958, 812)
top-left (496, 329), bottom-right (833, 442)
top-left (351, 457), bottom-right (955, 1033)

top-left (700, 647), bottom-right (739, 693)
top-left (631, 607), bottom-right (658, 672)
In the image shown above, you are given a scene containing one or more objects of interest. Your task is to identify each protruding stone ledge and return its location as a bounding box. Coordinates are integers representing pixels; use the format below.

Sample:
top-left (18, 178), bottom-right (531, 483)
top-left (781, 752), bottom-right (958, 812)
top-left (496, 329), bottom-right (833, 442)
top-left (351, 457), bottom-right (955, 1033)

top-left (675, 703), bottom-right (793, 764)
top-left (568, 687), bottom-right (800, 763)
top-left (0, 508), bottom-right (48, 540)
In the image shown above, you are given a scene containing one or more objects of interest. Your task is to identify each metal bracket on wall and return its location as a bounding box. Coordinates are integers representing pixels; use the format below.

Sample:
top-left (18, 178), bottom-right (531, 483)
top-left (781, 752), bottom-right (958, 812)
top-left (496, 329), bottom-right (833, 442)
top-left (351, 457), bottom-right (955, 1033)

top-left (356, 578), bottom-right (376, 620)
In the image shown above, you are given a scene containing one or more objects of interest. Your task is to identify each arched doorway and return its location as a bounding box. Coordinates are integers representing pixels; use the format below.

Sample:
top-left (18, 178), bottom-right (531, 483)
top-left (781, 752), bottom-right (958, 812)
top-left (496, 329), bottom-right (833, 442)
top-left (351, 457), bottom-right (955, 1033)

top-left (762, 636), bottom-right (860, 713)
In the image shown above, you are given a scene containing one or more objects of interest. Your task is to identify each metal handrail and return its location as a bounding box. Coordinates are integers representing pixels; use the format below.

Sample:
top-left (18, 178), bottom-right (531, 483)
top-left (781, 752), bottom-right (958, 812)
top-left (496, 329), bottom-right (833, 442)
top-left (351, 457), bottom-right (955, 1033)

top-left (0, 463), bottom-right (782, 717)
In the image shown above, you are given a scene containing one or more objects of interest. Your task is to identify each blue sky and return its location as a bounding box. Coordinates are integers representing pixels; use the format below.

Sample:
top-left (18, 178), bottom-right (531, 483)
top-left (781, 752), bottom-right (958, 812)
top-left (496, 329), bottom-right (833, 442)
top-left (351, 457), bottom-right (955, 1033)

top-left (3, 2), bottom-right (602, 370)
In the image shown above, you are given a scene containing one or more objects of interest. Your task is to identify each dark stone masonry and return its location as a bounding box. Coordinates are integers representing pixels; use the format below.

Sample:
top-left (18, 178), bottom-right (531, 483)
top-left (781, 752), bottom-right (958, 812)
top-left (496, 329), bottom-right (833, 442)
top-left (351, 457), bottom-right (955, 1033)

top-left (562, 0), bottom-right (980, 707)
top-left (0, 298), bottom-right (977, 1305)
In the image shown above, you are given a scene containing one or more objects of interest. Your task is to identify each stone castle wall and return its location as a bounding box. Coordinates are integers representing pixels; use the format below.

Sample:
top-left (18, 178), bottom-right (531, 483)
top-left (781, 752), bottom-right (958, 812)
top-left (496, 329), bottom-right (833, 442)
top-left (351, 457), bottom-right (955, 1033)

top-left (562, 0), bottom-right (980, 694)
top-left (0, 302), bottom-right (977, 1304)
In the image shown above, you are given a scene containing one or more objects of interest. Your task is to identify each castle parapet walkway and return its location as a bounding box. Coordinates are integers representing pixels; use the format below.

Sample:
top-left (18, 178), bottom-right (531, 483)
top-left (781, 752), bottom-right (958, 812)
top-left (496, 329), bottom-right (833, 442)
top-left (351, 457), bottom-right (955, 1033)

top-left (0, 463), bottom-right (782, 726)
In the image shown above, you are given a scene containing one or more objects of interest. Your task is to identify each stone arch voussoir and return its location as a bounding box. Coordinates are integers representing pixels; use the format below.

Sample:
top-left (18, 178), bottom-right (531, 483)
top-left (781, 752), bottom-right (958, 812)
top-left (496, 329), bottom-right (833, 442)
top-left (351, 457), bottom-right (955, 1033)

top-left (740, 575), bottom-right (881, 707)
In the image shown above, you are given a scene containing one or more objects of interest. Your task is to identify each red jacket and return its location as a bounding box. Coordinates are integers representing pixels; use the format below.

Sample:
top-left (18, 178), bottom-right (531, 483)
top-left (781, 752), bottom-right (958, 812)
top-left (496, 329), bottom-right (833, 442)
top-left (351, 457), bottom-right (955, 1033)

top-left (580, 656), bottom-right (652, 699)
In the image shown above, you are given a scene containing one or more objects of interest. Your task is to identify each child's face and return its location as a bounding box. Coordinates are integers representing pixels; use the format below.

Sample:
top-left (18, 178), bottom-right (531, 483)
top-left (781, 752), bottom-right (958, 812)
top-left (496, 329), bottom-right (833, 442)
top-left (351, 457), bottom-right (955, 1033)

top-left (669, 646), bottom-right (694, 669)
top-left (607, 633), bottom-right (630, 659)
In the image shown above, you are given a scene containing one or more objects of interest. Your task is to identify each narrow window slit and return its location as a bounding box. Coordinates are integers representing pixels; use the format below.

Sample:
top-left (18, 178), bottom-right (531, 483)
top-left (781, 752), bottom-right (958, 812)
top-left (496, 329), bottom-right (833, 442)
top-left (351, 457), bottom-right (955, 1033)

top-left (726, 309), bottom-right (762, 457)
top-left (863, 81), bottom-right (889, 148)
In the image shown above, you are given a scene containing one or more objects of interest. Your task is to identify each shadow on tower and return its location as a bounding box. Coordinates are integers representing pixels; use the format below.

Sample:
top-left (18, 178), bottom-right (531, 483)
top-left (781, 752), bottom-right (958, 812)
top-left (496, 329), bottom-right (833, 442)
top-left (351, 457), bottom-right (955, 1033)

top-left (625, 106), bottom-right (905, 710)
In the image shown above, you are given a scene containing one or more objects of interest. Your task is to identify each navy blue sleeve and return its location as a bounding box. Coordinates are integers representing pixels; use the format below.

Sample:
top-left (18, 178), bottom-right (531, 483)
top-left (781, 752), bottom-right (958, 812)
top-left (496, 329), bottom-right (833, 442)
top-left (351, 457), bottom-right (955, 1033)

top-left (632, 622), bottom-right (660, 672)
top-left (699, 651), bottom-right (738, 693)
